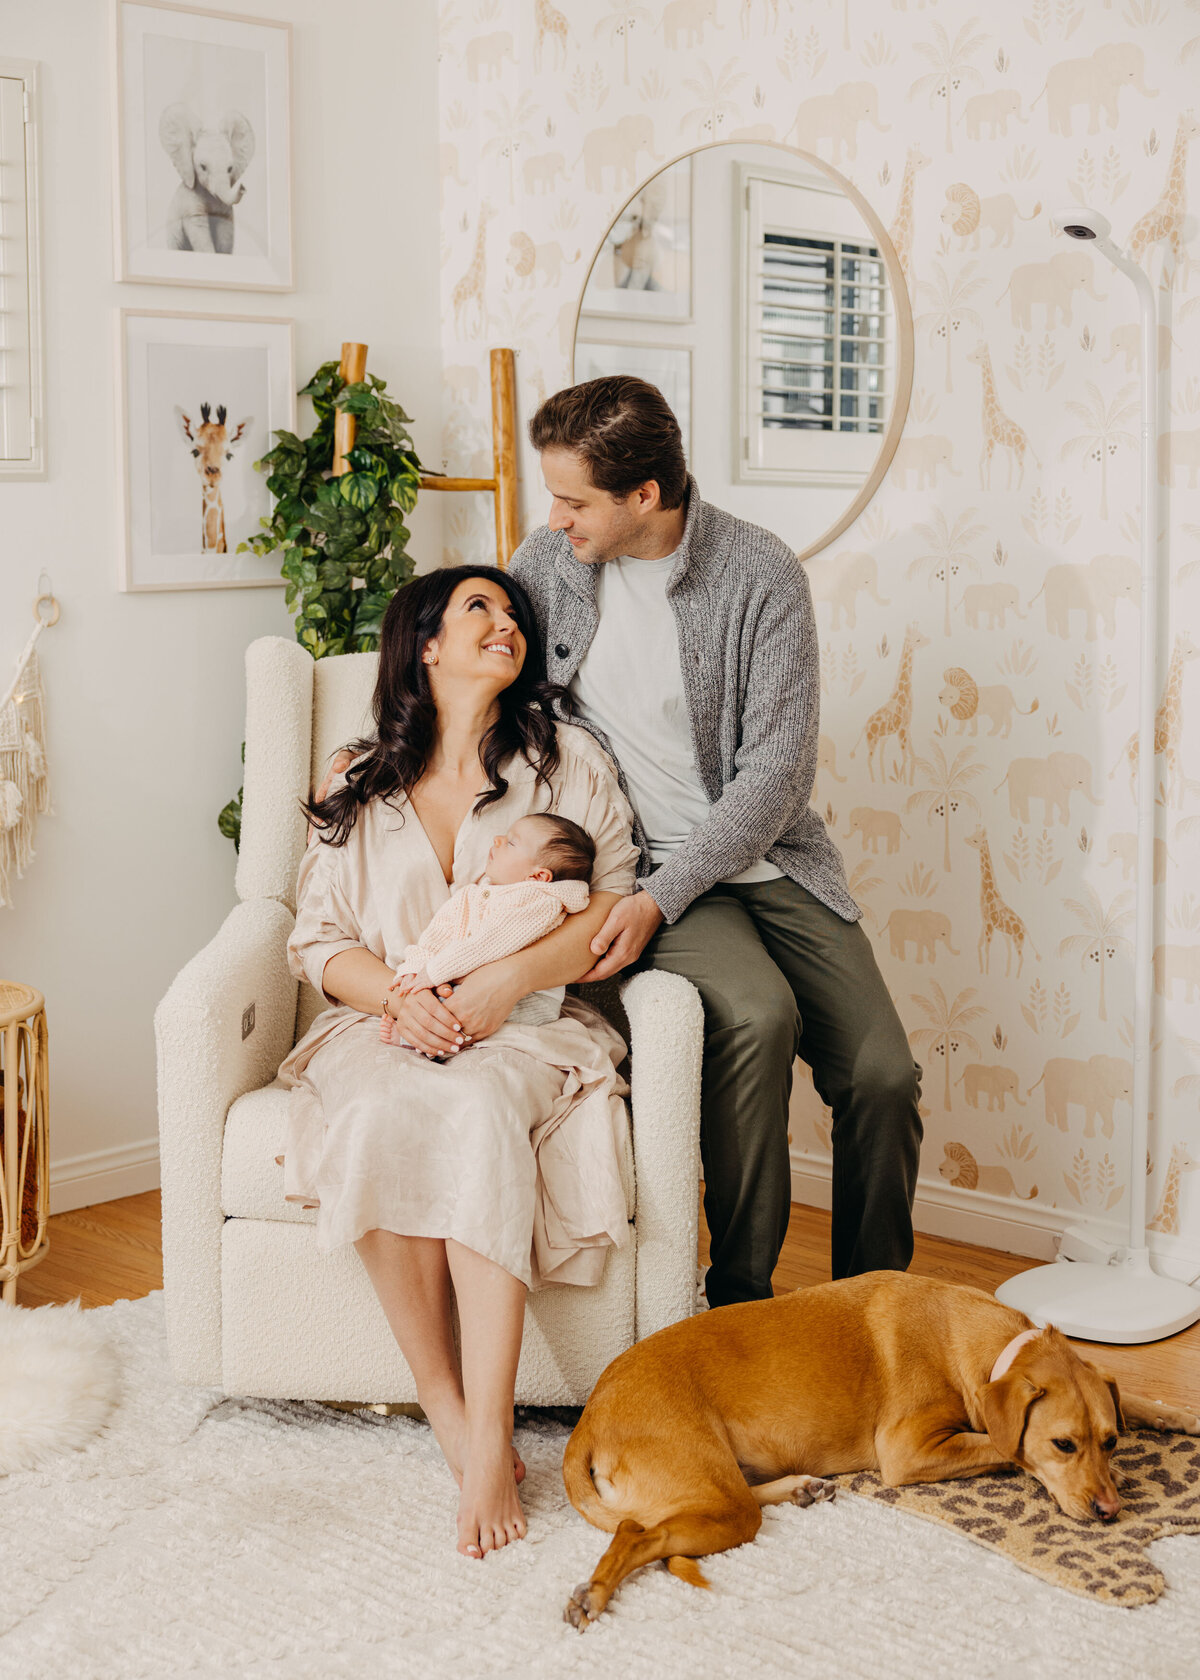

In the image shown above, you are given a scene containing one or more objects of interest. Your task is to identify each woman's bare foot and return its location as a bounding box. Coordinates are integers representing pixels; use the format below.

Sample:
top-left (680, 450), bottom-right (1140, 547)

top-left (418, 1386), bottom-right (525, 1488)
top-left (457, 1425), bottom-right (527, 1558)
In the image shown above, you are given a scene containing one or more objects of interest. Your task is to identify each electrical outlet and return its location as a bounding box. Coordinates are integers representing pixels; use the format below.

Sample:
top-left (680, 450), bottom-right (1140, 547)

top-left (242, 1002), bottom-right (256, 1041)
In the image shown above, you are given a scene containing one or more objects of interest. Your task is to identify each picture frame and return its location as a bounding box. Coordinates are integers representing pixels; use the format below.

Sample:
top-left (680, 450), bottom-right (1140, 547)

top-left (574, 340), bottom-right (692, 460)
top-left (578, 156), bottom-right (692, 324)
top-left (112, 1), bottom-right (293, 291)
top-left (117, 308), bottom-right (295, 592)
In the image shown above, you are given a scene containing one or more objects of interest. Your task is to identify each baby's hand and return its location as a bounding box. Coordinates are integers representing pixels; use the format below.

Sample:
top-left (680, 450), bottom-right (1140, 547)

top-left (402, 969), bottom-right (434, 995)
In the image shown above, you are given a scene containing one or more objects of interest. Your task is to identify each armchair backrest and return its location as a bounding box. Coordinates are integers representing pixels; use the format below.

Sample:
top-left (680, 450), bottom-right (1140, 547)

top-left (235, 637), bottom-right (378, 914)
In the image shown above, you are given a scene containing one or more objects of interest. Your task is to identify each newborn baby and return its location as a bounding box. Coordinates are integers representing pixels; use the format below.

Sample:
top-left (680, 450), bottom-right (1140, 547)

top-left (380, 812), bottom-right (596, 1047)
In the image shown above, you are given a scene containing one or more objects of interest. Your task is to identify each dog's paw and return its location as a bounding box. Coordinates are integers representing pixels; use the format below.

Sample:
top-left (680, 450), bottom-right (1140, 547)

top-left (790, 1476), bottom-right (836, 1508)
top-left (1145, 1402), bottom-right (1200, 1434)
top-left (564, 1581), bottom-right (601, 1631)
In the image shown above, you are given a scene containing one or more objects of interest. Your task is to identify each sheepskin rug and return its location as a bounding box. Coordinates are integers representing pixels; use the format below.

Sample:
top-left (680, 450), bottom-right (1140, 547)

top-left (0, 1296), bottom-right (121, 1473)
top-left (2, 1291), bottom-right (1199, 1680)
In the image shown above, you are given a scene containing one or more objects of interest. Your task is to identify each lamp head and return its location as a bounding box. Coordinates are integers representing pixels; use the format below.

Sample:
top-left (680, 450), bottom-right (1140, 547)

top-left (1050, 207), bottom-right (1112, 242)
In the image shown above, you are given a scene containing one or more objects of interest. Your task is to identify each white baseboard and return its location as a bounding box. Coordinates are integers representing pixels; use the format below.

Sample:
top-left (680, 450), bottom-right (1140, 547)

top-left (790, 1148), bottom-right (1200, 1281)
top-left (49, 1137), bottom-right (161, 1215)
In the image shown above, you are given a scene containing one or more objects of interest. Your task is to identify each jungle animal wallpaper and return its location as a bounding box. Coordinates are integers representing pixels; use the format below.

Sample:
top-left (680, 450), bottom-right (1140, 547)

top-left (436, 0), bottom-right (1200, 1269)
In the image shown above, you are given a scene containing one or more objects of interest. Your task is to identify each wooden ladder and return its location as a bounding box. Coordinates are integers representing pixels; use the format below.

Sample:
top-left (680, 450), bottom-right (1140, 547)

top-left (333, 343), bottom-right (519, 567)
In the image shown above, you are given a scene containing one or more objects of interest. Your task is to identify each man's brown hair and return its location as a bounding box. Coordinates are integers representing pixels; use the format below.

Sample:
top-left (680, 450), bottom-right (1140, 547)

top-left (528, 375), bottom-right (688, 510)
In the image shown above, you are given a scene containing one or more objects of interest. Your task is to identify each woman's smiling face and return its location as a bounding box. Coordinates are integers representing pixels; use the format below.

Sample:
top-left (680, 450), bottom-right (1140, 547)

top-left (423, 577), bottom-right (526, 691)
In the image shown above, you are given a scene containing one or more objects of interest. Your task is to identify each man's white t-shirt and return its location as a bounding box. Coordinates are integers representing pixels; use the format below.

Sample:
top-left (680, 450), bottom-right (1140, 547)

top-left (570, 552), bottom-right (782, 885)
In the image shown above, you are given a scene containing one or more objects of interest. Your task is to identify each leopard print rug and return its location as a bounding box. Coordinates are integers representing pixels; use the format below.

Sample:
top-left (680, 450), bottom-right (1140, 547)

top-left (837, 1431), bottom-right (1200, 1605)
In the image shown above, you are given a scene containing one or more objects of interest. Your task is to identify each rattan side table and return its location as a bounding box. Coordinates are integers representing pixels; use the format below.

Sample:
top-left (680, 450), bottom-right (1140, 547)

top-left (0, 981), bottom-right (49, 1304)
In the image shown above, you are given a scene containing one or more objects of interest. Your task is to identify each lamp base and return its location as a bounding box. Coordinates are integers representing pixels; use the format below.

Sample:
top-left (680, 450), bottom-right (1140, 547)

top-left (995, 1253), bottom-right (1200, 1344)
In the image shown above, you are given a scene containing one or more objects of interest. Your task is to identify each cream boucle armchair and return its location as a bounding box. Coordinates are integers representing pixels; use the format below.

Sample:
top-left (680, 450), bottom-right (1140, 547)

top-left (155, 636), bottom-right (703, 1404)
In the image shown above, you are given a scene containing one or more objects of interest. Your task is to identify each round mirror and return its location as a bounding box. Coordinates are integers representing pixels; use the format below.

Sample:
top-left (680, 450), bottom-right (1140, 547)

top-left (572, 141), bottom-right (913, 563)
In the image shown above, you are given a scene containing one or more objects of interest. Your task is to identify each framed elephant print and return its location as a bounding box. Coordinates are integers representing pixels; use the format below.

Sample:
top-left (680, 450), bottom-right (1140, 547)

top-left (579, 155), bottom-right (692, 323)
top-left (112, 1), bottom-right (293, 290)
top-left (117, 308), bottom-right (294, 591)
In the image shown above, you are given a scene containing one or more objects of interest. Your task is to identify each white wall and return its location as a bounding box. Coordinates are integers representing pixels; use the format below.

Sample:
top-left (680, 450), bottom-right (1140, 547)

top-left (1, 0), bottom-right (443, 1210)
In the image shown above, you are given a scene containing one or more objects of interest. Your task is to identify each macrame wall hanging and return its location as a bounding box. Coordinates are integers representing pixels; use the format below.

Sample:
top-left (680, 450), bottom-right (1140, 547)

top-left (0, 592), bottom-right (58, 909)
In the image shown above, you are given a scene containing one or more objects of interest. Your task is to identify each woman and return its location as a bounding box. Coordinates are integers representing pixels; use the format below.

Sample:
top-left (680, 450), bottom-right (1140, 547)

top-left (276, 566), bottom-right (639, 1561)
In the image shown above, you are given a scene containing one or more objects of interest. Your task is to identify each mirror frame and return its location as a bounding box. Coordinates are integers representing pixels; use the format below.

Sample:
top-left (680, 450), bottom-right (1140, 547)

top-left (571, 139), bottom-right (914, 565)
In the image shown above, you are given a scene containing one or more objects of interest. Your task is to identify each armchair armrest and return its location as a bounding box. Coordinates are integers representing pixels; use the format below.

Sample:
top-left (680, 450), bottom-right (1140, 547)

top-left (154, 898), bottom-right (298, 1385)
top-left (619, 968), bottom-right (704, 1341)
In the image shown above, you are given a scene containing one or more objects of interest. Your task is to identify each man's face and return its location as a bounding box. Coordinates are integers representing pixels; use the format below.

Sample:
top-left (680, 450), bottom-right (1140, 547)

top-left (540, 446), bottom-right (658, 565)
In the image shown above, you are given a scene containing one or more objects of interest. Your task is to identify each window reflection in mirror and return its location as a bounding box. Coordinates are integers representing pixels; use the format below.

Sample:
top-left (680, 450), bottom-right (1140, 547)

top-left (574, 142), bottom-right (912, 562)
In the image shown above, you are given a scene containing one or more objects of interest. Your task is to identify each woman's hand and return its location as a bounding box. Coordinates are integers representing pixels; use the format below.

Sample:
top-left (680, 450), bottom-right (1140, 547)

top-left (385, 986), bottom-right (470, 1059)
top-left (436, 966), bottom-right (523, 1043)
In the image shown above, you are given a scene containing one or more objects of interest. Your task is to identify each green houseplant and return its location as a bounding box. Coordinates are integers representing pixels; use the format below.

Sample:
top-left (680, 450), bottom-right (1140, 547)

top-left (218, 358), bottom-right (426, 848)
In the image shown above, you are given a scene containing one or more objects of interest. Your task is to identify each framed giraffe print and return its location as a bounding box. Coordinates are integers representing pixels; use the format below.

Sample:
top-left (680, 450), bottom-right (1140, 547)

top-left (117, 308), bottom-right (294, 591)
top-left (112, 2), bottom-right (293, 291)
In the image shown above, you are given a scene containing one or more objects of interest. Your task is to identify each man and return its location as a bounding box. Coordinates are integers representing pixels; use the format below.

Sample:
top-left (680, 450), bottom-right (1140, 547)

top-left (509, 375), bottom-right (922, 1308)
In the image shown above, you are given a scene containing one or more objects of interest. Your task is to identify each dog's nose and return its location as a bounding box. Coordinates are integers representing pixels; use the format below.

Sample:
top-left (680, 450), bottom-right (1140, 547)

top-left (1093, 1497), bottom-right (1121, 1522)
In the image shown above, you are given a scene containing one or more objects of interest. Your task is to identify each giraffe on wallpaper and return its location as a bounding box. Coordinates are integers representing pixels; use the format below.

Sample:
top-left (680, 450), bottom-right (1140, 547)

top-left (1127, 111), bottom-right (1200, 285)
top-left (452, 204), bottom-right (496, 339)
top-left (1113, 633), bottom-right (1200, 802)
top-left (852, 624), bottom-right (929, 784)
top-left (965, 827), bottom-right (1037, 978)
top-left (1147, 1141), bottom-right (1200, 1236)
top-left (533, 0), bottom-right (569, 71)
top-left (965, 342), bottom-right (1037, 489)
top-left (887, 146), bottom-right (931, 282)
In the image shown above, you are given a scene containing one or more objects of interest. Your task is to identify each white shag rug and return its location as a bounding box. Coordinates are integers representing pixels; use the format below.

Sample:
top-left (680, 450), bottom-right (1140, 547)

top-left (0, 1297), bottom-right (122, 1472)
top-left (2, 1292), bottom-right (1199, 1680)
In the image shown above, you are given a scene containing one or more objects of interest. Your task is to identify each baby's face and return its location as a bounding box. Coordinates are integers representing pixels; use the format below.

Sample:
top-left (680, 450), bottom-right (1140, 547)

top-left (486, 818), bottom-right (552, 885)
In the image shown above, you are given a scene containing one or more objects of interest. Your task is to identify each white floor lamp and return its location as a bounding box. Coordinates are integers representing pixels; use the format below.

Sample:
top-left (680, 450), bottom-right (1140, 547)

top-left (994, 209), bottom-right (1200, 1344)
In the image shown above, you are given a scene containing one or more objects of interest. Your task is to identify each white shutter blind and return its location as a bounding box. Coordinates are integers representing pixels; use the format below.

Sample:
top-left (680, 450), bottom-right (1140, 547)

top-left (738, 170), bottom-right (891, 487)
top-left (0, 62), bottom-right (43, 476)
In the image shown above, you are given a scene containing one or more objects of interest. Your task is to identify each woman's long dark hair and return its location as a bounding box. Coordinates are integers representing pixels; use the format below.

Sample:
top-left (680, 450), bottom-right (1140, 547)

top-left (304, 565), bottom-right (566, 846)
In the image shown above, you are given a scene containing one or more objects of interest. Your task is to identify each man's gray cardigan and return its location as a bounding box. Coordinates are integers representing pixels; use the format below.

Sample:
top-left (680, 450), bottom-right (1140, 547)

top-left (508, 477), bottom-right (860, 928)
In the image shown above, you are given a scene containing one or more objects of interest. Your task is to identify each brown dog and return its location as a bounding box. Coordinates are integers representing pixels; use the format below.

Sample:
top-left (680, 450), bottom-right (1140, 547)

top-left (562, 1271), bottom-right (1200, 1628)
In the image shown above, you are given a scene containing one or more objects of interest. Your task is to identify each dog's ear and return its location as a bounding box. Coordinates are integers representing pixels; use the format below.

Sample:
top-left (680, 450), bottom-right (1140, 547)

top-left (1091, 1369), bottom-right (1126, 1434)
top-left (979, 1374), bottom-right (1045, 1463)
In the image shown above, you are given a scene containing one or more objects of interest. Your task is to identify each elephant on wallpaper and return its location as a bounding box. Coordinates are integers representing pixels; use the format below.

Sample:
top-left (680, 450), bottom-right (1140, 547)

top-left (889, 435), bottom-right (960, 491)
top-left (159, 105), bottom-right (255, 254)
top-left (1035, 44), bottom-right (1157, 138)
top-left (843, 807), bottom-right (905, 854)
top-left (961, 89), bottom-right (1027, 141)
top-left (1158, 429), bottom-right (1200, 490)
top-left (954, 1064), bottom-right (1025, 1113)
top-left (959, 581), bottom-right (1023, 630)
top-left (879, 908), bottom-right (958, 963)
top-left (579, 115), bottom-right (657, 193)
top-left (1031, 554), bottom-right (1140, 640)
top-left (1153, 944), bottom-right (1200, 1004)
top-left (785, 82), bottom-right (890, 163)
top-left (806, 549), bottom-right (890, 629)
top-left (1029, 1055), bottom-right (1133, 1138)
top-left (1000, 250), bottom-right (1106, 331)
top-left (995, 752), bottom-right (1098, 827)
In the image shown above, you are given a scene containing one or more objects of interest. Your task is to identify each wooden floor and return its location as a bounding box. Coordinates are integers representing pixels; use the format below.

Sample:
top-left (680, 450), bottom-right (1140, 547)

top-left (14, 1189), bottom-right (1200, 1404)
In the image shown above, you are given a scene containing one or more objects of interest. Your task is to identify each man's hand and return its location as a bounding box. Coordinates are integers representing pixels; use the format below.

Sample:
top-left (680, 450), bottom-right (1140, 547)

top-left (580, 890), bottom-right (664, 984)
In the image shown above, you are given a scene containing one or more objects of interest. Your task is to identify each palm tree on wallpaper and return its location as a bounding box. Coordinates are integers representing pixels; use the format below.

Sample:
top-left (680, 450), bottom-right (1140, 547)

top-left (907, 506), bottom-right (986, 637)
top-left (907, 743), bottom-right (985, 872)
top-left (682, 60), bottom-right (748, 142)
top-left (916, 261), bottom-right (986, 394)
top-left (908, 17), bottom-right (988, 154)
top-left (483, 91), bottom-right (539, 204)
top-left (909, 981), bottom-right (986, 1110)
top-left (1060, 382), bottom-right (1140, 520)
top-left (595, 7), bottom-right (652, 85)
top-left (1057, 885), bottom-right (1135, 1023)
